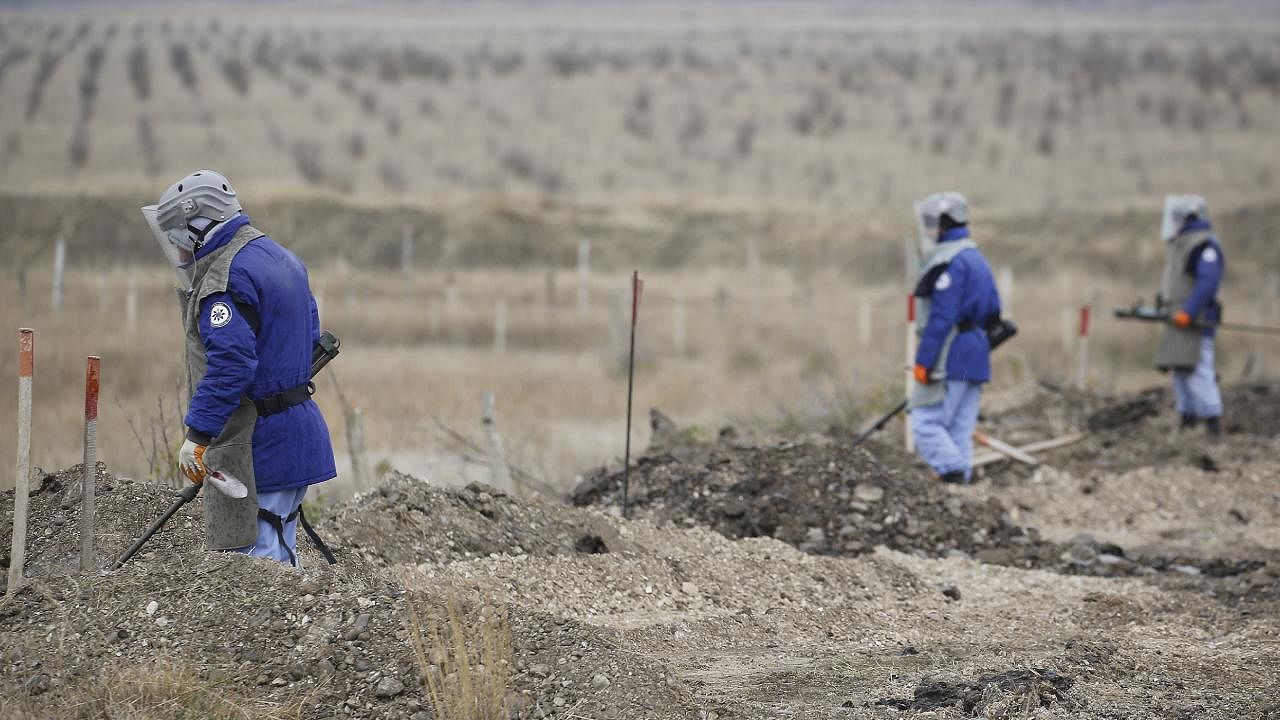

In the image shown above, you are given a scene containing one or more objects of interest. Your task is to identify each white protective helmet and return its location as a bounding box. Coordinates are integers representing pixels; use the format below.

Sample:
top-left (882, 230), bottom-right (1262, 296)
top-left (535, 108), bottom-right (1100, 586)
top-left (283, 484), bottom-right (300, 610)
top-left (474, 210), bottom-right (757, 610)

top-left (1160, 194), bottom-right (1208, 242)
top-left (914, 191), bottom-right (969, 255)
top-left (141, 170), bottom-right (242, 273)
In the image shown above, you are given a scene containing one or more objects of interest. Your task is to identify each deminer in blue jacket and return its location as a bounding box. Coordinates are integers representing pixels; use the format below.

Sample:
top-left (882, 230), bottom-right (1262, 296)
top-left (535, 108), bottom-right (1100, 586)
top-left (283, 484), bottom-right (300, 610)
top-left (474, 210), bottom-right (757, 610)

top-left (143, 170), bottom-right (337, 566)
top-left (1156, 194), bottom-right (1224, 435)
top-left (908, 192), bottom-right (1001, 484)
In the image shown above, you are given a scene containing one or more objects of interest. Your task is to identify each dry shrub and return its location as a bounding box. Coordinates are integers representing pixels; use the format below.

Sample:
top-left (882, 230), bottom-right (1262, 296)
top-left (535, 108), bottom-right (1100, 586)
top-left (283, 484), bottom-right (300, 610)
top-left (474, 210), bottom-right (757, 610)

top-left (83, 661), bottom-right (303, 720)
top-left (406, 589), bottom-right (513, 720)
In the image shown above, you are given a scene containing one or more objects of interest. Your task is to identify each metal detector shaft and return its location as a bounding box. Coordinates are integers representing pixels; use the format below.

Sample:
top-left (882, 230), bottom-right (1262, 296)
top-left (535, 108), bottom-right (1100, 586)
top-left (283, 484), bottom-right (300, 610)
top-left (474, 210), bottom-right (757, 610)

top-left (112, 483), bottom-right (200, 569)
top-left (850, 319), bottom-right (1017, 450)
top-left (1115, 305), bottom-right (1280, 336)
top-left (850, 398), bottom-right (909, 448)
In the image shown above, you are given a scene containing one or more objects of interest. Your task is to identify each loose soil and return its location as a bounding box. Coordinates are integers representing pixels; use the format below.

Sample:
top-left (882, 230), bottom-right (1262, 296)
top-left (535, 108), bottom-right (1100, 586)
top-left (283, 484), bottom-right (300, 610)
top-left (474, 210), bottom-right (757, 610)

top-left (1, 382), bottom-right (1279, 719)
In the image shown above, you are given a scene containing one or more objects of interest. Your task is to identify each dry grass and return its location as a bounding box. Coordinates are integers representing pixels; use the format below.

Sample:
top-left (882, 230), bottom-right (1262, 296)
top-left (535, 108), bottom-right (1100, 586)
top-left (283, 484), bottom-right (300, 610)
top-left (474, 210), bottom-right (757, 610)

top-left (406, 586), bottom-right (513, 720)
top-left (68, 661), bottom-right (302, 720)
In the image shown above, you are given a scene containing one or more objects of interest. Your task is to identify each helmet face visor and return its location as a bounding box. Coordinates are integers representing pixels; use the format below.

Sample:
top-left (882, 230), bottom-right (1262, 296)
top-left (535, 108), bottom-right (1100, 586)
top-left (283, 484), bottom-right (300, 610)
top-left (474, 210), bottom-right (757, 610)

top-left (142, 205), bottom-right (194, 288)
top-left (1160, 195), bottom-right (1182, 243)
top-left (914, 199), bottom-right (940, 256)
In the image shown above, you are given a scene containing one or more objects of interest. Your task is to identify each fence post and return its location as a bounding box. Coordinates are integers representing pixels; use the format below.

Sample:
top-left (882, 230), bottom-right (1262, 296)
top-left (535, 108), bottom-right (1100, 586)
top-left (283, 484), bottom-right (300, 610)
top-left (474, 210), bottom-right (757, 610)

top-left (746, 237), bottom-right (761, 315)
top-left (1075, 305), bottom-right (1091, 391)
top-left (401, 223), bottom-right (414, 276)
top-left (998, 266), bottom-right (1014, 318)
top-left (481, 391), bottom-right (516, 494)
top-left (347, 407), bottom-right (368, 494)
top-left (7, 329), bottom-right (34, 596)
top-left (494, 298), bottom-right (508, 354)
top-left (577, 239), bottom-right (590, 315)
top-left (857, 301), bottom-right (872, 347)
top-left (673, 287), bottom-right (687, 357)
top-left (81, 356), bottom-right (100, 572)
top-left (52, 238), bottom-right (66, 314)
top-left (125, 274), bottom-right (138, 334)
top-left (904, 295), bottom-right (916, 453)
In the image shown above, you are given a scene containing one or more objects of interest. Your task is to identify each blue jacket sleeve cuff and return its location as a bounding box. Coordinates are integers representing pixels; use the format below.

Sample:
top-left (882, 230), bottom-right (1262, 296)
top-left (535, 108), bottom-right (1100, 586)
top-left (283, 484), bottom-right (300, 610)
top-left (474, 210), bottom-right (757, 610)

top-left (186, 426), bottom-right (215, 445)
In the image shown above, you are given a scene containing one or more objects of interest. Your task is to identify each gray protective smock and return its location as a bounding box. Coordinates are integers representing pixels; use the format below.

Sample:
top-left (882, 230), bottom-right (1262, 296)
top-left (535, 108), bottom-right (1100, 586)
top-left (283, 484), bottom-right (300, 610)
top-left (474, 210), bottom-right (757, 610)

top-left (1156, 227), bottom-right (1214, 371)
top-left (183, 223), bottom-right (265, 550)
top-left (909, 239), bottom-right (977, 410)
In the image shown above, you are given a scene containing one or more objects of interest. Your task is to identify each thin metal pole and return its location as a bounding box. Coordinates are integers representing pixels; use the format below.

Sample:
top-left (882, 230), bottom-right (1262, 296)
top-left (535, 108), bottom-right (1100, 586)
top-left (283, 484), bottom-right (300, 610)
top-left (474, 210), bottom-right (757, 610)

top-left (81, 356), bottom-right (100, 572)
top-left (7, 329), bottom-right (34, 596)
top-left (622, 271), bottom-right (642, 518)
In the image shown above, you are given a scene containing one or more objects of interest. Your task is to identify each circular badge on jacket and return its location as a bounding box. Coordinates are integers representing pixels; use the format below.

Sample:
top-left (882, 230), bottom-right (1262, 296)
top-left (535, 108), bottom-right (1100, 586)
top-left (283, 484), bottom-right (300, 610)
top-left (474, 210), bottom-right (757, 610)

top-left (1201, 247), bottom-right (1218, 263)
top-left (935, 272), bottom-right (952, 291)
top-left (209, 301), bottom-right (233, 328)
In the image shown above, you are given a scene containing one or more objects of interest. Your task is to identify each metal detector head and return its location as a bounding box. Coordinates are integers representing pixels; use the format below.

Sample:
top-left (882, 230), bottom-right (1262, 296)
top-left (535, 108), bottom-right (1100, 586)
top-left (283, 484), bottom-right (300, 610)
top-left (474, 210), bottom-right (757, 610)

top-left (206, 470), bottom-right (249, 499)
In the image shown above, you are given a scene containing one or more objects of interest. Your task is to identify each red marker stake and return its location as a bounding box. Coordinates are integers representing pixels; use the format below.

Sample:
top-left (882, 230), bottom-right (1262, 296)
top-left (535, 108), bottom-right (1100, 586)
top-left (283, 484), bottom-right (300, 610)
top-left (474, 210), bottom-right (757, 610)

top-left (904, 295), bottom-right (917, 453)
top-left (622, 271), bottom-right (644, 519)
top-left (7, 330), bottom-right (34, 596)
top-left (1075, 305), bottom-right (1091, 392)
top-left (81, 356), bottom-right (100, 571)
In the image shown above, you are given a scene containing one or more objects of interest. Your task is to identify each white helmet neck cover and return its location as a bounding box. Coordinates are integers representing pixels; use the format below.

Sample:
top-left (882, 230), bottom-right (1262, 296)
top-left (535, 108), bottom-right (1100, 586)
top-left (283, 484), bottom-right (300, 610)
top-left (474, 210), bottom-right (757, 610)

top-left (914, 191), bottom-right (969, 255)
top-left (1161, 194), bottom-right (1208, 242)
top-left (154, 170), bottom-right (242, 256)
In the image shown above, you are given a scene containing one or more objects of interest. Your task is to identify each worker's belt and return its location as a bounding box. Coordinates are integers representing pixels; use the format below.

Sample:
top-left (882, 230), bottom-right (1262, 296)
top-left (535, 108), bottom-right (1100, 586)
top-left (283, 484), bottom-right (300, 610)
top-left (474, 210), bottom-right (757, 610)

top-left (253, 383), bottom-right (313, 417)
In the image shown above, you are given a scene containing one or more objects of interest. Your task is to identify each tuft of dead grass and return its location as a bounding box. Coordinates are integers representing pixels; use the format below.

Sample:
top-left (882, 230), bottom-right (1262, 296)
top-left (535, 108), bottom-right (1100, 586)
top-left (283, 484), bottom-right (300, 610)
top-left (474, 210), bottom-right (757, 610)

top-left (77, 661), bottom-right (303, 720)
top-left (406, 587), bottom-right (513, 720)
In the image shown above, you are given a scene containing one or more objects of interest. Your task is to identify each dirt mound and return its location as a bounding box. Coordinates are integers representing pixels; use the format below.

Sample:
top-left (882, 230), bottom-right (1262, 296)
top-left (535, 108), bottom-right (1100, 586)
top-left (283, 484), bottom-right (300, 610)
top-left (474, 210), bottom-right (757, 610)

top-left (572, 434), bottom-right (1039, 559)
top-left (326, 473), bottom-right (622, 568)
top-left (0, 466), bottom-right (707, 719)
top-left (876, 667), bottom-right (1075, 715)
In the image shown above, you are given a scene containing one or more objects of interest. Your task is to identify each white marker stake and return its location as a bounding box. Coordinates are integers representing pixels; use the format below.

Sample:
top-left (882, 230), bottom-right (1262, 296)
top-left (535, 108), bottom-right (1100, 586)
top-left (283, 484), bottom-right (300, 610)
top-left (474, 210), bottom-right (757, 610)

top-left (52, 239), bottom-right (66, 314)
top-left (904, 295), bottom-right (916, 453)
top-left (7, 330), bottom-right (34, 596)
top-left (494, 298), bottom-right (508, 354)
top-left (81, 356), bottom-right (99, 572)
top-left (673, 287), bottom-right (687, 357)
top-left (857, 301), bottom-right (872, 347)
top-left (998, 266), bottom-right (1014, 318)
top-left (1075, 305), bottom-right (1091, 392)
top-left (125, 274), bottom-right (138, 334)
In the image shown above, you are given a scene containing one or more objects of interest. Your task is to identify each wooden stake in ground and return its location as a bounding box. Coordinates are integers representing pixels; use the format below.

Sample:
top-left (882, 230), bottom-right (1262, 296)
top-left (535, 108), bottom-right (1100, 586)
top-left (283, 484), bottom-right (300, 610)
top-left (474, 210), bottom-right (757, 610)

top-left (1075, 305), bottom-right (1091, 391)
top-left (7, 329), bottom-right (34, 596)
top-left (481, 391), bottom-right (515, 494)
top-left (81, 356), bottom-right (100, 572)
top-left (622, 271), bottom-right (644, 519)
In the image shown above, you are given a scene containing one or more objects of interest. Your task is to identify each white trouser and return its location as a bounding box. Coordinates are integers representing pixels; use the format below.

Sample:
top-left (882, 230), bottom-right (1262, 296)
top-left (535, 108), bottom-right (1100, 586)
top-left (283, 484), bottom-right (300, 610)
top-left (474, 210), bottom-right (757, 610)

top-left (910, 380), bottom-right (983, 481)
top-left (1172, 336), bottom-right (1222, 418)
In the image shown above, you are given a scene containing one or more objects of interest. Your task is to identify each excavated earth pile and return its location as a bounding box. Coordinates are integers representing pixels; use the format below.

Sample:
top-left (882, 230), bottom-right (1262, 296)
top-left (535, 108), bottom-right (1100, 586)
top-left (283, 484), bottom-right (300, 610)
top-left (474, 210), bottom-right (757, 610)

top-left (1, 382), bottom-right (1279, 719)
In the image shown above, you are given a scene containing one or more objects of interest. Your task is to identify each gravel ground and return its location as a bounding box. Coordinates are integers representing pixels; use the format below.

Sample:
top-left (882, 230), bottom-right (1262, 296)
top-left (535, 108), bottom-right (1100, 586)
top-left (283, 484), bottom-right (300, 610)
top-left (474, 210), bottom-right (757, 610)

top-left (1, 383), bottom-right (1279, 719)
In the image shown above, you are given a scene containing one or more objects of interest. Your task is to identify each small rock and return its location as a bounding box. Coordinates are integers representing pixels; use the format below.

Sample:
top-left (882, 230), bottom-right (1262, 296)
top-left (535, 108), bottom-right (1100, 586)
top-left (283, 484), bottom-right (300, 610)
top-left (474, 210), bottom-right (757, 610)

top-left (854, 484), bottom-right (885, 503)
top-left (552, 696), bottom-right (566, 707)
top-left (941, 585), bottom-right (961, 601)
top-left (805, 527), bottom-right (826, 545)
top-left (145, 600), bottom-right (159, 616)
top-left (529, 664), bottom-right (552, 678)
top-left (591, 673), bottom-right (610, 689)
top-left (1171, 564), bottom-right (1201, 576)
top-left (897, 646), bottom-right (919, 656)
top-left (25, 674), bottom-right (50, 696)
top-left (680, 582), bottom-right (699, 596)
top-left (375, 677), bottom-right (405, 698)
top-left (271, 677), bottom-right (287, 687)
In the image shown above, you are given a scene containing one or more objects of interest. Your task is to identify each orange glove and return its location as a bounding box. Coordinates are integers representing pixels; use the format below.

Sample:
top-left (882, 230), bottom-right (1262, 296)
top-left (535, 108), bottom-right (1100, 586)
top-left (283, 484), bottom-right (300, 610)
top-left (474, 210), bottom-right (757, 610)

top-left (913, 364), bottom-right (931, 384)
top-left (1172, 310), bottom-right (1192, 329)
top-left (179, 439), bottom-right (208, 484)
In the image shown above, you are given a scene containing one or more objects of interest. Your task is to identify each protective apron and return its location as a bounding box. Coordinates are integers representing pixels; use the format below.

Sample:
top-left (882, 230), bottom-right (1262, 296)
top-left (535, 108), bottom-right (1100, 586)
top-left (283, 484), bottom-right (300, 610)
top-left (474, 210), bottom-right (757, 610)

top-left (183, 223), bottom-right (266, 550)
top-left (1156, 227), bottom-right (1215, 371)
top-left (909, 239), bottom-right (978, 410)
